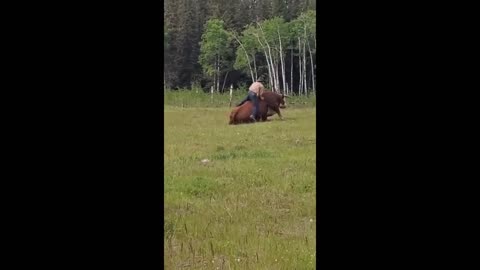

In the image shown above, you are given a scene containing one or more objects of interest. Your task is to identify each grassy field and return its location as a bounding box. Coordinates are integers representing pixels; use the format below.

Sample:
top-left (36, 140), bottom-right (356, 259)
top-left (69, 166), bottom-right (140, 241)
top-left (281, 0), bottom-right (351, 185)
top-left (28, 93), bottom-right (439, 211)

top-left (164, 91), bottom-right (316, 269)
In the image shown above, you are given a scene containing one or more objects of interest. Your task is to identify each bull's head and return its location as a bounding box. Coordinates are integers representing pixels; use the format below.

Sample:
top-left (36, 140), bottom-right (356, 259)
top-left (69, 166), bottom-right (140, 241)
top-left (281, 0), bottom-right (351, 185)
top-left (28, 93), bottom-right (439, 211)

top-left (280, 94), bottom-right (289, 108)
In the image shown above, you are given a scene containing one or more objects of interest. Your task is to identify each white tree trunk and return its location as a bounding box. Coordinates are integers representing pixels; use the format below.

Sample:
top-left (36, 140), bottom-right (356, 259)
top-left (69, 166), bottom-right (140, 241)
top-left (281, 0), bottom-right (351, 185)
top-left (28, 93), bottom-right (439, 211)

top-left (290, 48), bottom-right (293, 96)
top-left (302, 28), bottom-right (307, 96)
top-left (307, 40), bottom-right (315, 94)
top-left (221, 71), bottom-right (229, 93)
top-left (278, 59), bottom-right (281, 93)
top-left (304, 49), bottom-right (307, 95)
top-left (253, 55), bottom-right (258, 80)
top-left (217, 56), bottom-right (221, 93)
top-left (298, 37), bottom-right (302, 96)
top-left (210, 85), bottom-right (214, 103)
top-left (271, 57), bottom-right (277, 92)
top-left (274, 60), bottom-right (278, 93)
top-left (268, 54), bottom-right (275, 90)
top-left (278, 28), bottom-right (286, 94)
top-left (267, 46), bottom-right (277, 91)
top-left (264, 49), bottom-right (273, 87)
top-left (214, 56), bottom-right (217, 92)
top-left (213, 59), bottom-right (216, 93)
top-left (229, 84), bottom-right (233, 107)
top-left (258, 22), bottom-right (278, 91)
top-left (271, 57), bottom-right (276, 92)
top-left (266, 48), bottom-right (276, 90)
top-left (255, 34), bottom-right (273, 87)
top-left (232, 34), bottom-right (255, 82)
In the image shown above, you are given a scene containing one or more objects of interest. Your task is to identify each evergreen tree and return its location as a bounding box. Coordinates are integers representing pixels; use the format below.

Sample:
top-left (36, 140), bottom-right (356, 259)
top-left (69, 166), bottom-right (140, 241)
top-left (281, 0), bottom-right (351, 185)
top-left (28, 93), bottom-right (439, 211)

top-left (163, 0), bottom-right (316, 94)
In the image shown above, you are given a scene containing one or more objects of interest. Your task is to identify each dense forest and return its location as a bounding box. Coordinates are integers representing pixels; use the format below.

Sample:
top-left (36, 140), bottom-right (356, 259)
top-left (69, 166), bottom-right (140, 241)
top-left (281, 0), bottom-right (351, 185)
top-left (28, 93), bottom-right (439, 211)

top-left (164, 0), bottom-right (316, 95)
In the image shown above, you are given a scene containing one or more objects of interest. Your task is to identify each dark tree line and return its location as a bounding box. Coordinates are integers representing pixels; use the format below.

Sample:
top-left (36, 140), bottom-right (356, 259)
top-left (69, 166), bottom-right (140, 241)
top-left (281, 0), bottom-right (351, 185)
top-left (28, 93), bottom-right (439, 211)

top-left (164, 0), bottom-right (316, 95)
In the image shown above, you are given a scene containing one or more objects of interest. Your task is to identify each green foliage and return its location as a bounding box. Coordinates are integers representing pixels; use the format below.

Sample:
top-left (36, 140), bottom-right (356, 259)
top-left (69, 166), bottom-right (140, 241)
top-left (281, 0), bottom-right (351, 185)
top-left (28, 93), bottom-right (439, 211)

top-left (298, 10), bottom-right (316, 48)
top-left (165, 0), bottom-right (317, 94)
top-left (290, 10), bottom-right (316, 49)
top-left (199, 19), bottom-right (231, 76)
top-left (259, 17), bottom-right (286, 48)
top-left (233, 24), bottom-right (259, 72)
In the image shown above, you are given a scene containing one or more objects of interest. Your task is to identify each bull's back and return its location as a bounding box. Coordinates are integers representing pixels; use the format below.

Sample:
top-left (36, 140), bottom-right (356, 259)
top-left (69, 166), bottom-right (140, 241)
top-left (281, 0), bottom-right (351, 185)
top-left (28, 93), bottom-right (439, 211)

top-left (228, 100), bottom-right (270, 124)
top-left (262, 91), bottom-right (281, 108)
top-left (229, 107), bottom-right (240, 124)
top-left (229, 103), bottom-right (253, 124)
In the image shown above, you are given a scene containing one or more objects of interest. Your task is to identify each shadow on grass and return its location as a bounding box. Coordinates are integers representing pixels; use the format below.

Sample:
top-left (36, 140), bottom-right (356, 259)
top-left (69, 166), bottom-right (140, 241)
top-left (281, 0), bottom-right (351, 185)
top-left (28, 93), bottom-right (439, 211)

top-left (227, 116), bottom-right (297, 126)
top-left (263, 116), bottom-right (297, 122)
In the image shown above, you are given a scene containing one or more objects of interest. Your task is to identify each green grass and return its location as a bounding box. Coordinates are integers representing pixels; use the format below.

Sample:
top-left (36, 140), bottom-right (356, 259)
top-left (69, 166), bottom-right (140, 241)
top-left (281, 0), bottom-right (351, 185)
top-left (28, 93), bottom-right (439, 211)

top-left (164, 92), bottom-right (316, 269)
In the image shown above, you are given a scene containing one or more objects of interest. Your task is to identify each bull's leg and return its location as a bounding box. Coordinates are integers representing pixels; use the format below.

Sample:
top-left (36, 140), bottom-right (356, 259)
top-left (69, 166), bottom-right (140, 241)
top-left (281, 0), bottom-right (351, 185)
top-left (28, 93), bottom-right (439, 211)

top-left (272, 107), bottom-right (283, 120)
top-left (267, 108), bottom-right (275, 117)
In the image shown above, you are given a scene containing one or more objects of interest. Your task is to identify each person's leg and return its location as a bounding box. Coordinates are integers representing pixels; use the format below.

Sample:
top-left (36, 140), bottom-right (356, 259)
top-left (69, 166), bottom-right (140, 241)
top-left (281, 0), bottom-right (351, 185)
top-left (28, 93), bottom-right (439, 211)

top-left (254, 97), bottom-right (260, 119)
top-left (249, 92), bottom-right (258, 120)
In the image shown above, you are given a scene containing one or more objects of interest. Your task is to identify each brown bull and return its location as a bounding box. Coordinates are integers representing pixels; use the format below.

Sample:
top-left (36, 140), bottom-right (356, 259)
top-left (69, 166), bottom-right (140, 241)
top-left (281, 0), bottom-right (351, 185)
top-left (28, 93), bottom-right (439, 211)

top-left (229, 91), bottom-right (287, 125)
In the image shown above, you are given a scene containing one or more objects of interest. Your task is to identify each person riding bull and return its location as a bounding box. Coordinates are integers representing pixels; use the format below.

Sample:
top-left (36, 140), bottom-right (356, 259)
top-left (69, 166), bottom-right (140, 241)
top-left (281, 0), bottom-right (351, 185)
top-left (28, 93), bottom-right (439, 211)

top-left (236, 76), bottom-right (266, 122)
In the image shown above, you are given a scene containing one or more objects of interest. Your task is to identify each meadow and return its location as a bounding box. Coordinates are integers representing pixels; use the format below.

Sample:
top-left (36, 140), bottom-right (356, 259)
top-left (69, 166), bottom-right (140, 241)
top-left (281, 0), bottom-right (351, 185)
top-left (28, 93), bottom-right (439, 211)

top-left (164, 89), bottom-right (316, 269)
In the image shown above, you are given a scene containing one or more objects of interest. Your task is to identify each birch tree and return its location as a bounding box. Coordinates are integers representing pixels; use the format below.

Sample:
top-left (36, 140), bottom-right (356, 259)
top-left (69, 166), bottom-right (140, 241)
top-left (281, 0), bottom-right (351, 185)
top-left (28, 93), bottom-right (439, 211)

top-left (232, 25), bottom-right (259, 83)
top-left (290, 10), bottom-right (316, 96)
top-left (298, 10), bottom-right (316, 95)
top-left (256, 17), bottom-right (288, 93)
top-left (199, 19), bottom-right (230, 93)
top-left (262, 17), bottom-right (289, 94)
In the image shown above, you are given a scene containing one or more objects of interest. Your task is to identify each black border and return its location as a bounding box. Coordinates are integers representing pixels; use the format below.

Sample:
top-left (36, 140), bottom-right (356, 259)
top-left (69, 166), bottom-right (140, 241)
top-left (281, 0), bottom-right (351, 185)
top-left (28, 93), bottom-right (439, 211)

top-left (16, 2), bottom-right (166, 268)
top-left (7, 0), bottom-right (472, 268)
